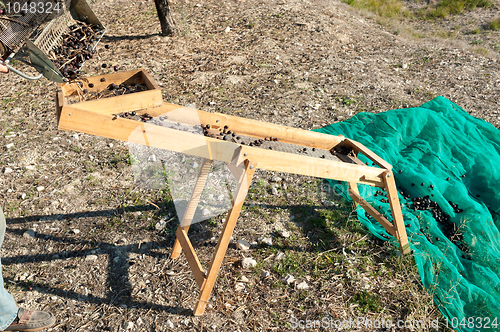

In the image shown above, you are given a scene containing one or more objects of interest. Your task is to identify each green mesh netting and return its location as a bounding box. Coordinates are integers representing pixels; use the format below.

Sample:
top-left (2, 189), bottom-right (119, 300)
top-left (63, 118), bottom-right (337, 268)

top-left (314, 96), bottom-right (500, 331)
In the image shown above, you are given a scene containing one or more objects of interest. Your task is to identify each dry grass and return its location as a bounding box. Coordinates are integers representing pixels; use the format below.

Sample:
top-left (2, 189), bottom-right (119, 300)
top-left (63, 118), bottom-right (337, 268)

top-left (489, 17), bottom-right (500, 30)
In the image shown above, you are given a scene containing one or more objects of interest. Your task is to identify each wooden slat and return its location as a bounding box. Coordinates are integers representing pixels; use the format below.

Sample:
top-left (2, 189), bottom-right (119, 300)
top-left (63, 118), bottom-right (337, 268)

top-left (175, 227), bottom-right (206, 288)
top-left (110, 102), bottom-right (345, 150)
top-left (348, 188), bottom-right (397, 237)
top-left (345, 138), bottom-right (393, 170)
top-left (171, 158), bottom-right (212, 259)
top-left (58, 69), bottom-right (163, 115)
top-left (58, 106), bottom-right (386, 187)
top-left (238, 146), bottom-right (386, 187)
top-left (348, 182), bottom-right (360, 206)
top-left (383, 171), bottom-right (411, 254)
top-left (193, 160), bottom-right (257, 316)
top-left (70, 89), bottom-right (162, 114)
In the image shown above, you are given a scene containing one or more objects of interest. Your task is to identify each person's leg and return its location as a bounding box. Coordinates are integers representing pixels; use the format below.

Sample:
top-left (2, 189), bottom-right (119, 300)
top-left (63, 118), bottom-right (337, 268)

top-left (0, 207), bottom-right (56, 332)
top-left (0, 206), bottom-right (18, 331)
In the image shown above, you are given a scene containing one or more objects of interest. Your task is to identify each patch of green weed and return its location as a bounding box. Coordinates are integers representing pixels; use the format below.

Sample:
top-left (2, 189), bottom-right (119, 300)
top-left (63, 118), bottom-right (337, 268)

top-left (489, 17), bottom-right (500, 30)
top-left (352, 290), bottom-right (382, 313)
top-left (342, 0), bottom-right (408, 18)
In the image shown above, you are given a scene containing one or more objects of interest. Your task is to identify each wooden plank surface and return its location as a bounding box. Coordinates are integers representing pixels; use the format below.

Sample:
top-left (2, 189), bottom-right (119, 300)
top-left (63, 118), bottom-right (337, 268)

top-left (58, 106), bottom-right (386, 186)
top-left (84, 102), bottom-right (346, 150)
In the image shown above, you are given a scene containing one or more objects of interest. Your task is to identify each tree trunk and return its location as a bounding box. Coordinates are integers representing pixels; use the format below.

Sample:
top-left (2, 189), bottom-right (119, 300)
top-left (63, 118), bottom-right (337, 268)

top-left (154, 0), bottom-right (177, 36)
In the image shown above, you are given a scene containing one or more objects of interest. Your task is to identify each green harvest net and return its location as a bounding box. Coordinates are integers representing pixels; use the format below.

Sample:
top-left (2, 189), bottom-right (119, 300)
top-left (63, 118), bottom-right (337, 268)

top-left (314, 96), bottom-right (500, 331)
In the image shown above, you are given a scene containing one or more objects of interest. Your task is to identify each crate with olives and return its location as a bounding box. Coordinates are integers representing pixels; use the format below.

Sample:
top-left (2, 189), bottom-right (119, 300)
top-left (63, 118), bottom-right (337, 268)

top-left (56, 69), bottom-right (163, 116)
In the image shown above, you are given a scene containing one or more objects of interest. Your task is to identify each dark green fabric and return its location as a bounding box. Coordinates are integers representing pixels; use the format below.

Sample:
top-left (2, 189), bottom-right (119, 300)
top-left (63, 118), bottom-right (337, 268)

top-left (314, 97), bottom-right (500, 331)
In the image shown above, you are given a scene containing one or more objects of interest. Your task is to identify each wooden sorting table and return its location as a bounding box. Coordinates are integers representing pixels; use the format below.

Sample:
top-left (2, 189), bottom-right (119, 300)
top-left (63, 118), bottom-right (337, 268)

top-left (56, 70), bottom-right (410, 316)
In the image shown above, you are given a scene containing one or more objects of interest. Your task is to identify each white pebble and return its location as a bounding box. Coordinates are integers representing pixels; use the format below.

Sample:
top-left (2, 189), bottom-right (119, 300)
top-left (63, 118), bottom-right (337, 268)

top-left (297, 281), bottom-right (309, 290)
top-left (123, 321), bottom-right (134, 330)
top-left (258, 236), bottom-right (273, 246)
top-left (85, 255), bottom-right (98, 262)
top-left (275, 251), bottom-right (285, 260)
top-left (236, 239), bottom-right (251, 251)
top-left (283, 274), bottom-right (296, 285)
top-left (23, 230), bottom-right (36, 239)
top-left (235, 282), bottom-right (245, 292)
top-left (278, 230), bottom-right (290, 238)
top-left (242, 257), bottom-right (257, 269)
top-left (166, 320), bottom-right (175, 329)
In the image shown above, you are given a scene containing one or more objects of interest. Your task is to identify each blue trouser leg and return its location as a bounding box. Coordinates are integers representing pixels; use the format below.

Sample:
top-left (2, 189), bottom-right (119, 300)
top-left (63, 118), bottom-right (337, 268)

top-left (0, 206), bottom-right (18, 330)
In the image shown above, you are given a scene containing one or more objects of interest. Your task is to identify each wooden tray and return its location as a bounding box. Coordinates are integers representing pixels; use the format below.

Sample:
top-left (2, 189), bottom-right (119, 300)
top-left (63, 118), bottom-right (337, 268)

top-left (56, 69), bottom-right (162, 121)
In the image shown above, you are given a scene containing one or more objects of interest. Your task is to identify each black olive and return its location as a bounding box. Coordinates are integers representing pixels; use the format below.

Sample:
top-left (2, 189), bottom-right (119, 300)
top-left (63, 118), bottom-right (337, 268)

top-left (102, 63), bottom-right (107, 68)
top-left (88, 83), bottom-right (94, 88)
top-left (100, 78), bottom-right (106, 82)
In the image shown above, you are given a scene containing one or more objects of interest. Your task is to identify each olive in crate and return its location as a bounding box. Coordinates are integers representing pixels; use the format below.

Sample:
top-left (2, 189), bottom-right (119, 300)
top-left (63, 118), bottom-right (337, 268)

top-left (50, 22), bottom-right (103, 80)
top-left (56, 69), bottom-right (163, 117)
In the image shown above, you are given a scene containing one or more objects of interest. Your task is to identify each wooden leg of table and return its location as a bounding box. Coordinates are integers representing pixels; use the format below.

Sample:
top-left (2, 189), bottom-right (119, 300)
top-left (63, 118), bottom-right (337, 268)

top-left (193, 160), bottom-right (257, 316)
top-left (348, 182), bottom-right (359, 207)
top-left (383, 171), bottom-right (411, 255)
top-left (171, 158), bottom-right (212, 259)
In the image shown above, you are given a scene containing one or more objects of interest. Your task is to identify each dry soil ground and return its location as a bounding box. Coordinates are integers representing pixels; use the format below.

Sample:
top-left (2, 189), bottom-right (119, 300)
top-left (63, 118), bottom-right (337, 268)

top-left (0, 0), bottom-right (499, 331)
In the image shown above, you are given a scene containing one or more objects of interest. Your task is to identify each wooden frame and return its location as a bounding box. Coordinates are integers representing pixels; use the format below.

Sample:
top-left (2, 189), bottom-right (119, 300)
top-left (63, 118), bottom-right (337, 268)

top-left (56, 69), bottom-right (163, 118)
top-left (55, 88), bottom-right (410, 316)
